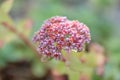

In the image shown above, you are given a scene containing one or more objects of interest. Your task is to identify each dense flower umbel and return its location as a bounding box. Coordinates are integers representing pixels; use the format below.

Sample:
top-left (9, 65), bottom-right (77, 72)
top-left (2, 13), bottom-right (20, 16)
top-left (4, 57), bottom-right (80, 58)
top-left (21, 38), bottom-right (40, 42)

top-left (32, 16), bottom-right (91, 59)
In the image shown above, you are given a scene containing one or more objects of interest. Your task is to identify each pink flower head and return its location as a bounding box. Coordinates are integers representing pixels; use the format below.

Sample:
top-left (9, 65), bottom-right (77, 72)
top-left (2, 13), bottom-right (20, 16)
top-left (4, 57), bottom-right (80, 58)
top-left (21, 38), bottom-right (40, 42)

top-left (33, 16), bottom-right (91, 59)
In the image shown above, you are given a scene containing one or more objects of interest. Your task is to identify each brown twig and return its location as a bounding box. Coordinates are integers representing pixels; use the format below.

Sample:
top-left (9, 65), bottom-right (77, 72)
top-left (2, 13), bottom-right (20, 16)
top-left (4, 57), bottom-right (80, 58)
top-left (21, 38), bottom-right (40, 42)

top-left (1, 22), bottom-right (41, 59)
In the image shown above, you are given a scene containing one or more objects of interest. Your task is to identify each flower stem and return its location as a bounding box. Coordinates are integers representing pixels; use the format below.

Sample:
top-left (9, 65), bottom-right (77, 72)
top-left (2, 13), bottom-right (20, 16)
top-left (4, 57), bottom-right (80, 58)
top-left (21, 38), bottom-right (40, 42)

top-left (1, 22), bottom-right (41, 59)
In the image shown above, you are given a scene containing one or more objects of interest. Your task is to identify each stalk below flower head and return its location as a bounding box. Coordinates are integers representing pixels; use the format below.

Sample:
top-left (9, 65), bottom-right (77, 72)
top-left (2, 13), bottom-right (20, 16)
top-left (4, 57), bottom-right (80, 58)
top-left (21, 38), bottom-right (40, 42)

top-left (32, 16), bottom-right (91, 60)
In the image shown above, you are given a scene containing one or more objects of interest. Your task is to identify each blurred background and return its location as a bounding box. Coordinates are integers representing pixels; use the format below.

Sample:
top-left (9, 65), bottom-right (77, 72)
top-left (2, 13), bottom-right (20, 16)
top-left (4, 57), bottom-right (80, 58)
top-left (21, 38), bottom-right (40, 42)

top-left (0, 0), bottom-right (120, 80)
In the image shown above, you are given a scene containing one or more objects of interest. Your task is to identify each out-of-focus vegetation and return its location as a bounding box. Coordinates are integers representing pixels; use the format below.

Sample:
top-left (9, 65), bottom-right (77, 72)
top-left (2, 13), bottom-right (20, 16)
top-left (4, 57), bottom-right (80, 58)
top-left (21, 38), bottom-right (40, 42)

top-left (0, 0), bottom-right (120, 80)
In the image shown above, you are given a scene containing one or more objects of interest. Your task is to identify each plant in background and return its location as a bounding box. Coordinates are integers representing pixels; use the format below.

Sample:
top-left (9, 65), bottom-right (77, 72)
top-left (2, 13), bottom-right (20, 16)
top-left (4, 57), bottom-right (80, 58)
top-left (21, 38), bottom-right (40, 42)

top-left (32, 16), bottom-right (91, 60)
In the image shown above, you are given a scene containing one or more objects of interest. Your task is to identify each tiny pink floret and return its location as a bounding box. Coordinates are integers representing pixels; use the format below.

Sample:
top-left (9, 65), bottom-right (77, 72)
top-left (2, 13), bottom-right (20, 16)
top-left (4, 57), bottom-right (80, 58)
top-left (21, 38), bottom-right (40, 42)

top-left (33, 16), bottom-right (91, 59)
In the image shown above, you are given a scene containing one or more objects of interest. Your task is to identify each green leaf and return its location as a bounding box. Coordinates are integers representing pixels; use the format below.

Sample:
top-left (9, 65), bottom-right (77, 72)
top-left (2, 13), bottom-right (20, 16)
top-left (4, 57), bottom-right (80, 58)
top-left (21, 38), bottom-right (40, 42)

top-left (68, 70), bottom-right (80, 80)
top-left (0, 0), bottom-right (13, 13)
top-left (0, 8), bottom-right (15, 42)
top-left (32, 61), bottom-right (46, 77)
top-left (0, 8), bottom-right (13, 24)
top-left (16, 19), bottom-right (32, 37)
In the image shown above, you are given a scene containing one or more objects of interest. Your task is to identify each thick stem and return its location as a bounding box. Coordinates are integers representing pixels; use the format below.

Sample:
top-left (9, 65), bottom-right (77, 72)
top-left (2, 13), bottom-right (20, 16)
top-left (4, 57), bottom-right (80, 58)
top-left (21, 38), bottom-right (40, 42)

top-left (1, 22), bottom-right (41, 59)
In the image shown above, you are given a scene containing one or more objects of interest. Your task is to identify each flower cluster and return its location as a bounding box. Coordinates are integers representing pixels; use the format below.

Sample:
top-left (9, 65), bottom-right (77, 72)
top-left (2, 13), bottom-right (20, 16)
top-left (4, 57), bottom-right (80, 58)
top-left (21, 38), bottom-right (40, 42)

top-left (32, 16), bottom-right (91, 59)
